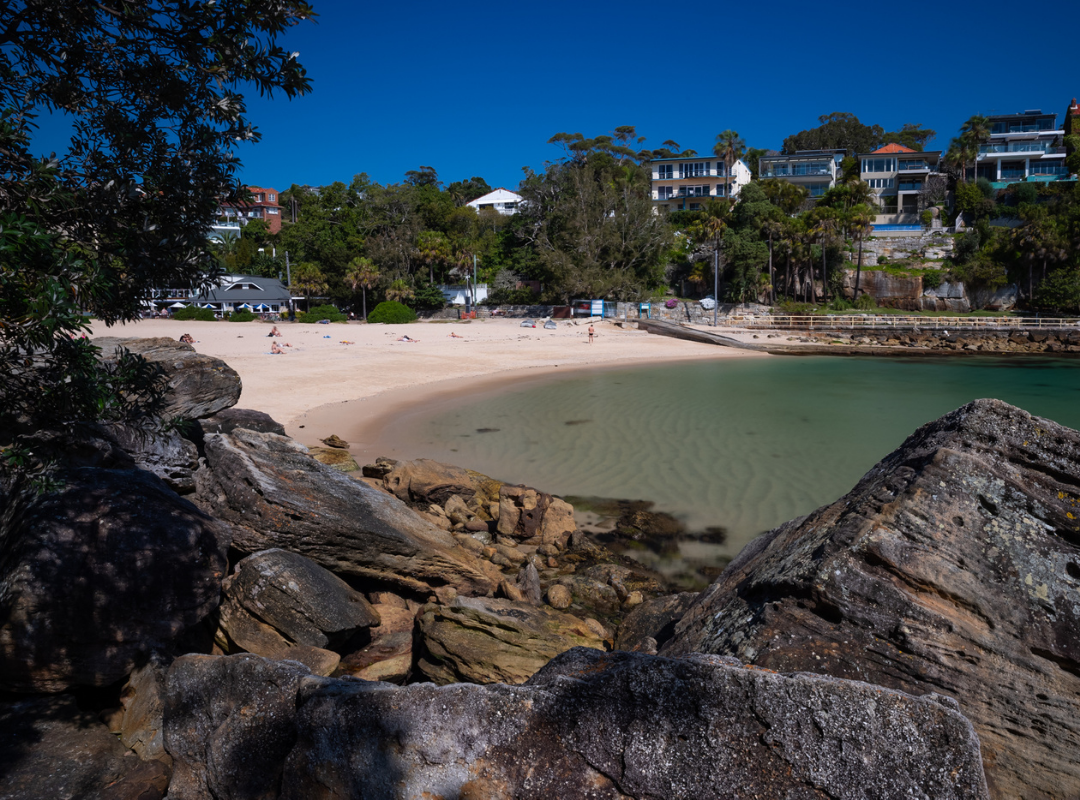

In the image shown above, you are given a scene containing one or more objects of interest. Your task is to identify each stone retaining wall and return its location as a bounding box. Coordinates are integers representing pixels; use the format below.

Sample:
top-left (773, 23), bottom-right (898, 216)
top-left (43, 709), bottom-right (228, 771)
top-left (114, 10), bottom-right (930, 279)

top-left (804, 327), bottom-right (1080, 353)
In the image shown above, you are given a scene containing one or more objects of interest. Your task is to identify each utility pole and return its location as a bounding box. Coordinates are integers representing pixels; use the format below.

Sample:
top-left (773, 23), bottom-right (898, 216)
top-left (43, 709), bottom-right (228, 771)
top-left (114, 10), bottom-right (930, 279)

top-left (713, 247), bottom-right (719, 327)
top-left (285, 251), bottom-right (294, 320)
top-left (473, 254), bottom-right (478, 309)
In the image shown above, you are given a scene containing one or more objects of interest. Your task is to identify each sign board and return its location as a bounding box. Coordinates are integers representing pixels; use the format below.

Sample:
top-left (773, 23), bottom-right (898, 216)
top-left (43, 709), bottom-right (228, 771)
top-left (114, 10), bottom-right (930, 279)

top-left (572, 299), bottom-right (603, 316)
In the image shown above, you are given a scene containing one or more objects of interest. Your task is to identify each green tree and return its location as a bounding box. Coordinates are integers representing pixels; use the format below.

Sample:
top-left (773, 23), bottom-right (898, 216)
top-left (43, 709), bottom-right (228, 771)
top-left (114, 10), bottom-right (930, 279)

top-left (847, 205), bottom-right (875, 301)
top-left (0, 0), bottom-right (311, 459)
top-left (345, 257), bottom-right (380, 320)
top-left (446, 177), bottom-right (493, 206)
top-left (782, 112), bottom-right (884, 155)
top-left (880, 123), bottom-right (937, 152)
top-left (291, 262), bottom-right (328, 309)
top-left (713, 130), bottom-right (746, 200)
top-left (385, 278), bottom-right (415, 304)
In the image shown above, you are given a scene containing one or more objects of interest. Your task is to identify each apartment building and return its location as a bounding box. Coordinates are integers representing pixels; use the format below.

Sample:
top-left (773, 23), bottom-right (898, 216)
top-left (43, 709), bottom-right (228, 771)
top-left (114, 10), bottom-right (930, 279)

top-left (214, 185), bottom-right (284, 238)
top-left (650, 155), bottom-right (751, 212)
top-left (858, 143), bottom-right (943, 214)
top-left (975, 110), bottom-right (1068, 189)
top-left (757, 149), bottom-right (845, 200)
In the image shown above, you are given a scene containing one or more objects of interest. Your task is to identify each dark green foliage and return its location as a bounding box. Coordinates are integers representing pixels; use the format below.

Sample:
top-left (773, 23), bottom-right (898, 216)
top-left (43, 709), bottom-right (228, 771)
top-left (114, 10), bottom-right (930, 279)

top-left (408, 281), bottom-right (447, 311)
top-left (298, 304), bottom-right (347, 323)
top-left (921, 270), bottom-right (944, 289)
top-left (228, 310), bottom-right (256, 322)
top-left (172, 307), bottom-right (217, 321)
top-left (879, 123), bottom-right (936, 152)
top-left (1012, 182), bottom-right (1039, 206)
top-left (782, 112), bottom-right (884, 155)
top-left (0, 0), bottom-right (311, 473)
top-left (367, 301), bottom-right (418, 324)
top-left (1033, 268), bottom-right (1080, 312)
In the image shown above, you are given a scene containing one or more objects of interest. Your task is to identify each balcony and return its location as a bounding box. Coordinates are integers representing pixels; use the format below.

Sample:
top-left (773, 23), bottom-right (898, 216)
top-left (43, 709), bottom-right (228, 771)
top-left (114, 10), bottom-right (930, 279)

top-left (897, 163), bottom-right (932, 172)
top-left (979, 141), bottom-right (1057, 154)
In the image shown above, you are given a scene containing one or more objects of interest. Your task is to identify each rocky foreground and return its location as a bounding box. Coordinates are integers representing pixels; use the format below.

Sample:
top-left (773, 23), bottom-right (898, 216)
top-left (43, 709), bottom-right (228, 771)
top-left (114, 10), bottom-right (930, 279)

top-left (0, 337), bottom-right (1077, 798)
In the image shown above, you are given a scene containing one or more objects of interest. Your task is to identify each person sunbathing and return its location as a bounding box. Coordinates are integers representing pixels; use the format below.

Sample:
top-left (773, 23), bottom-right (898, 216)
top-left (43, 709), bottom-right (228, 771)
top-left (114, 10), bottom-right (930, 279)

top-left (268, 326), bottom-right (282, 337)
top-left (397, 334), bottom-right (418, 342)
top-left (448, 332), bottom-right (463, 338)
top-left (270, 342), bottom-right (285, 354)
top-left (179, 333), bottom-right (194, 344)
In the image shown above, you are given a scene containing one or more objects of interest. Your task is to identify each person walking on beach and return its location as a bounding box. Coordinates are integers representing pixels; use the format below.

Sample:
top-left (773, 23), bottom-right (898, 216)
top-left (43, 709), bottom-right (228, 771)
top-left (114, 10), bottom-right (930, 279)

top-left (588, 324), bottom-right (595, 344)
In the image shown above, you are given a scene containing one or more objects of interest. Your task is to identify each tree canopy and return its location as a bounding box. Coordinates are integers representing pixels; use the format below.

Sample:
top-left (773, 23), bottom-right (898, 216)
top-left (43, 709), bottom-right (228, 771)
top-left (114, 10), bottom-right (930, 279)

top-left (0, 0), bottom-right (313, 453)
top-left (782, 112), bottom-right (936, 155)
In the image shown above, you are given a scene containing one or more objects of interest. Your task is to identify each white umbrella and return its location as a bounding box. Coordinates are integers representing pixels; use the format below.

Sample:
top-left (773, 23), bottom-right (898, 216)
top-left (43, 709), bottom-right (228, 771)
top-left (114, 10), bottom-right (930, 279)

top-left (254, 303), bottom-right (269, 310)
top-left (202, 303), bottom-right (216, 309)
top-left (239, 303), bottom-right (253, 309)
top-left (169, 302), bottom-right (187, 308)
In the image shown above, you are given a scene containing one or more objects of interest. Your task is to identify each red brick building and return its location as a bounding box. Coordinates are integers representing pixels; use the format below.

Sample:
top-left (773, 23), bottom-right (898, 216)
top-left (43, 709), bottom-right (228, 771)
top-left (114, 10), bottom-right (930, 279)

top-left (219, 185), bottom-right (284, 234)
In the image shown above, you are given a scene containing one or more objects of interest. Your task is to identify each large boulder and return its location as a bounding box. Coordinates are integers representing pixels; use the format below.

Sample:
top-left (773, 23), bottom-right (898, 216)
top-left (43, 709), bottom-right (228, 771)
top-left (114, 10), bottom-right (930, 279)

top-left (106, 423), bottom-right (200, 494)
top-left (94, 336), bottom-right (241, 420)
top-left (163, 650), bottom-right (988, 800)
top-left (214, 549), bottom-right (380, 675)
top-left (413, 595), bottom-right (607, 685)
top-left (0, 468), bottom-right (230, 692)
top-left (0, 695), bottom-right (169, 800)
top-left (664, 399), bottom-right (1080, 800)
top-left (164, 655), bottom-right (309, 800)
top-left (196, 407), bottom-right (286, 437)
top-left (383, 458), bottom-right (495, 506)
top-left (192, 428), bottom-right (498, 597)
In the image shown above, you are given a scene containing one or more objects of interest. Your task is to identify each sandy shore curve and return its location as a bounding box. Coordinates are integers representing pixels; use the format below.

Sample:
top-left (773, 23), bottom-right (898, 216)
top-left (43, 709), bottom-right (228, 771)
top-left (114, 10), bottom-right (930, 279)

top-left (91, 317), bottom-right (765, 457)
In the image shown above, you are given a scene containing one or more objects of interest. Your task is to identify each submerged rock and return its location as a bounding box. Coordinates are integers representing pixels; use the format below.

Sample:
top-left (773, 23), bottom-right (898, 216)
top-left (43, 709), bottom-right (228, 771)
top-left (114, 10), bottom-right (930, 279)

top-left (163, 649), bottom-right (989, 800)
top-left (664, 398), bottom-right (1080, 799)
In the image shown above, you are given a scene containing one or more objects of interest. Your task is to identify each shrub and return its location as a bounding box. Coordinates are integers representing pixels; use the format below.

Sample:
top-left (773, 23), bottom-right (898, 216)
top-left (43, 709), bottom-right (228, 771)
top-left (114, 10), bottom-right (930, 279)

top-left (920, 210), bottom-right (933, 228)
top-left (172, 306), bottom-right (216, 321)
top-left (854, 293), bottom-right (877, 310)
top-left (776, 300), bottom-right (814, 316)
top-left (367, 301), bottom-right (417, 324)
top-left (920, 269), bottom-right (944, 290)
top-left (228, 310), bottom-right (256, 322)
top-left (298, 304), bottom-right (347, 323)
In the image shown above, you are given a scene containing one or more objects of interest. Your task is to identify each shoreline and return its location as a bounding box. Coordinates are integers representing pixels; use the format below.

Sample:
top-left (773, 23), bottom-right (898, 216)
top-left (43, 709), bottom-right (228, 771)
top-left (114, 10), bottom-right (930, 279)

top-left (90, 318), bottom-right (765, 452)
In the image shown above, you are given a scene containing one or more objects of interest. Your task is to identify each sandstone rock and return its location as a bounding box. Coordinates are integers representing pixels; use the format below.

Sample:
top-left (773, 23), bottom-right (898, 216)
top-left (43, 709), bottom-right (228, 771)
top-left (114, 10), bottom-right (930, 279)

top-left (320, 434), bottom-right (348, 448)
top-left (0, 694), bottom-right (169, 800)
top-left (664, 399), bottom-right (1080, 800)
top-left (0, 468), bottom-right (230, 692)
top-left (515, 561), bottom-right (543, 606)
top-left (107, 423), bottom-right (199, 494)
top-left (616, 592), bottom-right (698, 653)
top-left (192, 428), bottom-right (497, 597)
top-left (497, 485), bottom-right (575, 547)
top-left (413, 596), bottom-right (606, 684)
top-left (337, 603), bottom-right (415, 684)
top-left (360, 456), bottom-right (398, 479)
top-left (547, 583), bottom-right (572, 610)
top-left (443, 493), bottom-right (472, 524)
top-left (116, 655), bottom-right (171, 764)
top-left (217, 549), bottom-right (379, 658)
top-left (94, 336), bottom-right (241, 420)
top-left (383, 458), bottom-right (492, 505)
top-left (305, 445), bottom-right (359, 472)
top-left (197, 407), bottom-right (286, 437)
top-left (497, 578), bottom-right (525, 603)
top-left (277, 648), bottom-right (988, 800)
top-left (164, 654), bottom-right (309, 800)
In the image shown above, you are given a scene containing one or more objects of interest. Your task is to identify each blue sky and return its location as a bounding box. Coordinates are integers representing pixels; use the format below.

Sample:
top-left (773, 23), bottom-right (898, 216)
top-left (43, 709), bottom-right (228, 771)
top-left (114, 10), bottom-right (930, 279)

top-left (31, 0), bottom-right (1080, 193)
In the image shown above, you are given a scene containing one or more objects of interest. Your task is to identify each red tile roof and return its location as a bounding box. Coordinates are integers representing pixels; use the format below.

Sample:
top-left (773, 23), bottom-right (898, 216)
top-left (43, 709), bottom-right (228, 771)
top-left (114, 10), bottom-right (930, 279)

top-left (873, 143), bottom-right (917, 154)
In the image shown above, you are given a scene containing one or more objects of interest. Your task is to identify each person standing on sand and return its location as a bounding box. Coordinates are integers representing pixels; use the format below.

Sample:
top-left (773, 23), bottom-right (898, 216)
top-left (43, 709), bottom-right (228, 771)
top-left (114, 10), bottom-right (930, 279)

top-left (588, 324), bottom-right (595, 344)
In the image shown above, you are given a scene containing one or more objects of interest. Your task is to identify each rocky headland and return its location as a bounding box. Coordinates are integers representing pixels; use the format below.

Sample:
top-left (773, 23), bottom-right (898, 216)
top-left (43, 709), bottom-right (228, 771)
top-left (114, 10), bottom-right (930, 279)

top-left (1, 336), bottom-right (1077, 798)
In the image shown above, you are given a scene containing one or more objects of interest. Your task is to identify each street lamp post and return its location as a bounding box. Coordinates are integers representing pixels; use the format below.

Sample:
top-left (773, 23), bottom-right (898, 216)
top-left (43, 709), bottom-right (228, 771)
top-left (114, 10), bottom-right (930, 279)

top-left (713, 246), bottom-right (719, 327)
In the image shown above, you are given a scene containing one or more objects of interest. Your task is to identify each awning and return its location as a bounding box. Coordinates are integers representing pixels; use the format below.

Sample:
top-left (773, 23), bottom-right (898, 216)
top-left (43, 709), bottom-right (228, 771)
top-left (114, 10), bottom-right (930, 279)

top-left (254, 303), bottom-right (269, 310)
top-left (202, 303), bottom-right (217, 309)
top-left (169, 302), bottom-right (187, 308)
top-left (239, 303), bottom-right (253, 309)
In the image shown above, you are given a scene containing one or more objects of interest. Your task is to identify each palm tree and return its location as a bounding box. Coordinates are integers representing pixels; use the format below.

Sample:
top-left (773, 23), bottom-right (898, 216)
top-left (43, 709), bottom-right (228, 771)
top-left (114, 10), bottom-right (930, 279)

top-left (385, 278), bottom-right (415, 304)
top-left (848, 205), bottom-right (875, 302)
top-left (345, 256), bottom-right (380, 320)
top-left (960, 115), bottom-right (991, 182)
top-left (758, 214), bottom-right (786, 305)
top-left (290, 262), bottom-right (327, 311)
top-left (808, 207), bottom-right (840, 302)
top-left (713, 130), bottom-right (746, 200)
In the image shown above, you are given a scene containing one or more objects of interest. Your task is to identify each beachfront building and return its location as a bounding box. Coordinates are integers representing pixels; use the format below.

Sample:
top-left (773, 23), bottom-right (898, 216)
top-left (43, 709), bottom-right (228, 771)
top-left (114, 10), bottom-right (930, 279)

top-left (467, 188), bottom-right (523, 215)
top-left (858, 144), bottom-right (943, 214)
top-left (213, 186), bottom-right (284, 239)
top-left (975, 110), bottom-right (1069, 190)
top-left (650, 155), bottom-right (751, 213)
top-left (154, 274), bottom-right (294, 315)
top-left (757, 150), bottom-right (845, 200)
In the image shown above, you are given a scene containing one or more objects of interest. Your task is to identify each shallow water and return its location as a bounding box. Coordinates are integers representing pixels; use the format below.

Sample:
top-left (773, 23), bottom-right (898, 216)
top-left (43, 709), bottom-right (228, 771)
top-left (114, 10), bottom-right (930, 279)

top-left (383, 356), bottom-right (1080, 559)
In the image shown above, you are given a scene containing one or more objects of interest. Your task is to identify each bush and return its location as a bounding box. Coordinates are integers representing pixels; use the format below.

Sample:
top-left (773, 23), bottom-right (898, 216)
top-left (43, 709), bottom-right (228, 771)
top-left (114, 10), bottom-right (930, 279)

top-left (298, 304), bottom-right (347, 323)
top-left (920, 269), bottom-right (943, 290)
top-left (486, 287), bottom-right (537, 305)
top-left (776, 300), bottom-right (814, 316)
top-left (367, 301), bottom-right (417, 324)
top-left (854, 293), bottom-right (877, 310)
top-left (920, 210), bottom-right (933, 228)
top-left (172, 306), bottom-right (216, 321)
top-left (228, 310), bottom-right (256, 322)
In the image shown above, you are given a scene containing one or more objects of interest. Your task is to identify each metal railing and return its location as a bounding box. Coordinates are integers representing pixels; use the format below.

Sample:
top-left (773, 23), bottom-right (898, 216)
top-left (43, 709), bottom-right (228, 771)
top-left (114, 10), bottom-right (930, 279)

top-left (711, 315), bottom-right (1080, 330)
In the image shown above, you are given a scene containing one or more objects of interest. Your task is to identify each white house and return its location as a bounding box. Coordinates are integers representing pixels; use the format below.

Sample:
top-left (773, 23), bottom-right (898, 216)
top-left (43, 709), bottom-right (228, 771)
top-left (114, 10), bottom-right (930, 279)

top-left (467, 188), bottom-right (523, 215)
top-left (650, 156), bottom-right (752, 213)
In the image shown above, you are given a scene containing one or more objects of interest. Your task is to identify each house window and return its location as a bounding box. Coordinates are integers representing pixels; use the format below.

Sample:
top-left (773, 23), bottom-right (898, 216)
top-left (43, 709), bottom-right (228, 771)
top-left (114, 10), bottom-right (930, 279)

top-left (809, 183), bottom-right (829, 197)
top-left (657, 164), bottom-right (673, 179)
top-left (657, 186), bottom-right (673, 200)
top-left (268, 208), bottom-right (279, 214)
top-left (716, 184), bottom-right (726, 197)
top-left (678, 162), bottom-right (708, 179)
top-left (861, 158), bottom-right (896, 174)
top-left (269, 194), bottom-right (276, 201)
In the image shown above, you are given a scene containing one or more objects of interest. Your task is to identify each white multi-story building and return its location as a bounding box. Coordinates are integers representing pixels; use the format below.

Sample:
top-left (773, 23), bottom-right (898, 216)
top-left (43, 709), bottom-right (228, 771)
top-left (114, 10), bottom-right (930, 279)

top-left (757, 149), bottom-right (846, 200)
top-left (858, 143), bottom-right (943, 215)
top-left (650, 155), bottom-right (751, 212)
top-left (975, 110), bottom-right (1069, 189)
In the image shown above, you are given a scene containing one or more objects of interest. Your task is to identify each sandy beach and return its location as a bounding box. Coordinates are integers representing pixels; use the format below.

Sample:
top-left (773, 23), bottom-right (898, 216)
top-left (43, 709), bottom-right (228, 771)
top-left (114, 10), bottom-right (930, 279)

top-left (90, 317), bottom-right (765, 458)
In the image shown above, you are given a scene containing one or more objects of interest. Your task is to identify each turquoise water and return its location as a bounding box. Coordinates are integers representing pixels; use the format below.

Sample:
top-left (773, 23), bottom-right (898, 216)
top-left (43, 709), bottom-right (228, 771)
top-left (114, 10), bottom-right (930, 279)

top-left (387, 357), bottom-right (1080, 558)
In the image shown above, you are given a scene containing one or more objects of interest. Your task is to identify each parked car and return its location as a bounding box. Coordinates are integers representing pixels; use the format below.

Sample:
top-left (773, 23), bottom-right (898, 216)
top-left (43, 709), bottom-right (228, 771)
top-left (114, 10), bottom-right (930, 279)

top-left (700, 296), bottom-right (717, 311)
top-left (520, 319), bottom-right (536, 328)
